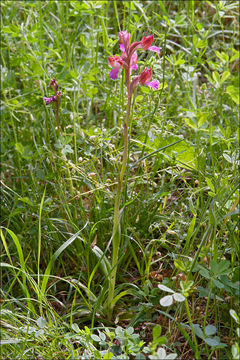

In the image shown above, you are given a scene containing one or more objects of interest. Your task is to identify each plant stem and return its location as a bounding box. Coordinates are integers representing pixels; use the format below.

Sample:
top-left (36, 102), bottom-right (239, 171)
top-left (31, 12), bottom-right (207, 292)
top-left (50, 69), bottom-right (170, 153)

top-left (185, 298), bottom-right (200, 359)
top-left (56, 103), bottom-right (60, 136)
top-left (107, 82), bottom-right (132, 318)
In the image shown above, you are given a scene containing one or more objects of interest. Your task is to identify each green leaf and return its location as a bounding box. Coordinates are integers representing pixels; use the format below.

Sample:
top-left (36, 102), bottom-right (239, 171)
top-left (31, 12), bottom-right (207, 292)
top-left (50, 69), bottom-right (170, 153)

top-left (15, 142), bottom-right (24, 155)
top-left (193, 324), bottom-right (205, 340)
top-left (226, 86), bottom-right (239, 104)
top-left (230, 309), bottom-right (240, 324)
top-left (183, 117), bottom-right (198, 129)
top-left (91, 245), bottom-right (111, 278)
top-left (72, 323), bottom-right (80, 333)
top-left (212, 278), bottom-right (224, 289)
top-left (158, 284), bottom-right (174, 293)
top-left (135, 95), bottom-right (144, 102)
top-left (205, 336), bottom-right (220, 347)
top-left (210, 260), bottom-right (230, 275)
top-left (223, 153), bottom-right (232, 163)
top-left (160, 295), bottom-right (173, 307)
top-left (173, 293), bottom-right (185, 302)
top-left (206, 178), bottom-right (215, 192)
top-left (220, 71), bottom-right (230, 84)
top-left (186, 215), bottom-right (197, 244)
top-left (212, 71), bottom-right (220, 84)
top-left (196, 39), bottom-right (207, 48)
top-left (103, 353), bottom-right (114, 360)
top-left (18, 197), bottom-right (34, 206)
top-left (174, 259), bottom-right (186, 272)
top-left (91, 334), bottom-right (100, 342)
top-left (153, 324), bottom-right (162, 341)
top-left (205, 325), bottom-right (217, 336)
top-left (126, 327), bottom-right (134, 335)
top-left (166, 354), bottom-right (178, 360)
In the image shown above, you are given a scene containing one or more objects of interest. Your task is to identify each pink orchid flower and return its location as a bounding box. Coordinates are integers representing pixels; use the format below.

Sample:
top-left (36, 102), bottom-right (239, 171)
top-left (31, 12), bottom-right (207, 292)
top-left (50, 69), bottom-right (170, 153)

top-left (43, 91), bottom-right (61, 105)
top-left (108, 31), bottom-right (160, 80)
top-left (130, 67), bottom-right (159, 93)
top-left (108, 55), bottom-right (124, 80)
top-left (43, 95), bottom-right (57, 105)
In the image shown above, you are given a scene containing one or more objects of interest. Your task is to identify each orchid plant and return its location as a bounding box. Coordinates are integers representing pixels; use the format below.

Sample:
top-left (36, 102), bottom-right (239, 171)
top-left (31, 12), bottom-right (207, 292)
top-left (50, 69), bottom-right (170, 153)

top-left (43, 78), bottom-right (61, 133)
top-left (107, 31), bottom-right (160, 318)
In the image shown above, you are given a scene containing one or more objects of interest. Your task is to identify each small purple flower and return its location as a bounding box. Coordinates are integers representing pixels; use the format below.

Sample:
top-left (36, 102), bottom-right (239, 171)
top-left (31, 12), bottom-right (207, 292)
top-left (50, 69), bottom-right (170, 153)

top-left (43, 95), bottom-right (57, 105)
top-left (145, 80), bottom-right (159, 90)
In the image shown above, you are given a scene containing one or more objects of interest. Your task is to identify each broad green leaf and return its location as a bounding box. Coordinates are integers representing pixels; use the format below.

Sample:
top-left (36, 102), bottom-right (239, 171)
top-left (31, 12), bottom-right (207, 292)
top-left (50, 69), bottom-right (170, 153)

top-left (220, 71), bottom-right (230, 84)
top-left (156, 347), bottom-right (166, 358)
top-left (212, 278), bottom-right (224, 289)
top-left (196, 39), bottom-right (207, 48)
top-left (210, 260), bottom-right (230, 275)
top-left (72, 323), bottom-right (80, 333)
top-left (174, 259), bottom-right (186, 272)
top-left (126, 327), bottom-right (134, 335)
top-left (103, 353), bottom-right (114, 360)
top-left (193, 324), bottom-right (204, 340)
top-left (135, 95), bottom-right (144, 102)
top-left (226, 86), bottom-right (239, 104)
top-left (212, 71), bottom-right (220, 84)
top-left (15, 142), bottom-right (24, 155)
top-left (166, 354), bottom-right (178, 360)
top-left (91, 334), bottom-right (100, 342)
top-left (173, 293), bottom-right (185, 302)
top-left (205, 336), bottom-right (220, 347)
top-left (153, 324), bottom-right (162, 340)
top-left (183, 117), bottom-right (198, 129)
top-left (205, 324), bottom-right (217, 336)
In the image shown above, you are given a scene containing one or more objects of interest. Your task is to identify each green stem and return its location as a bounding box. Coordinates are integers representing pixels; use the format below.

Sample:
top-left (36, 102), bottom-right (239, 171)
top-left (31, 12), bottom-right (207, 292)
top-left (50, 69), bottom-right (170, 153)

top-left (185, 298), bottom-right (200, 359)
top-left (56, 102), bottom-right (60, 136)
top-left (107, 85), bottom-right (132, 318)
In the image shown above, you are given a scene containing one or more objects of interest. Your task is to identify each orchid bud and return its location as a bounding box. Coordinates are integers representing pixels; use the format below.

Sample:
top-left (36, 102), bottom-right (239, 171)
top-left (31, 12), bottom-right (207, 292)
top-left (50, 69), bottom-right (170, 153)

top-left (140, 34), bottom-right (154, 50)
top-left (138, 68), bottom-right (153, 85)
top-left (119, 31), bottom-right (130, 52)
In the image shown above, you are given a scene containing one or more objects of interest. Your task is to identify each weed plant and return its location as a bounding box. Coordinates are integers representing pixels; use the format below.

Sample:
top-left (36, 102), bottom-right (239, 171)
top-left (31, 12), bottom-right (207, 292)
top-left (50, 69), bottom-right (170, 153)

top-left (1, 1), bottom-right (239, 359)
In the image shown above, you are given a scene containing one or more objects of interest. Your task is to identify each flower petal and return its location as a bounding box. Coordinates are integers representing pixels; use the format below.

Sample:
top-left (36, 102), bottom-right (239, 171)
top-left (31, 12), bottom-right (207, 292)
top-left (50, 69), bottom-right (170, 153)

top-left (145, 80), bottom-right (159, 90)
top-left (141, 34), bottom-right (154, 50)
top-left (149, 46), bottom-right (160, 54)
top-left (109, 67), bottom-right (120, 80)
top-left (120, 43), bottom-right (125, 52)
top-left (43, 95), bottom-right (56, 105)
top-left (131, 64), bottom-right (138, 71)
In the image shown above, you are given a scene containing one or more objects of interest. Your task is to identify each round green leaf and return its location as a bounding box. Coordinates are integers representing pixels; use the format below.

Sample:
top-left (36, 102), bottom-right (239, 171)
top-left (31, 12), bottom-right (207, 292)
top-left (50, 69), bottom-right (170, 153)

top-left (205, 324), bottom-right (217, 336)
top-left (160, 295), bottom-right (173, 307)
top-left (173, 293), bottom-right (185, 302)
